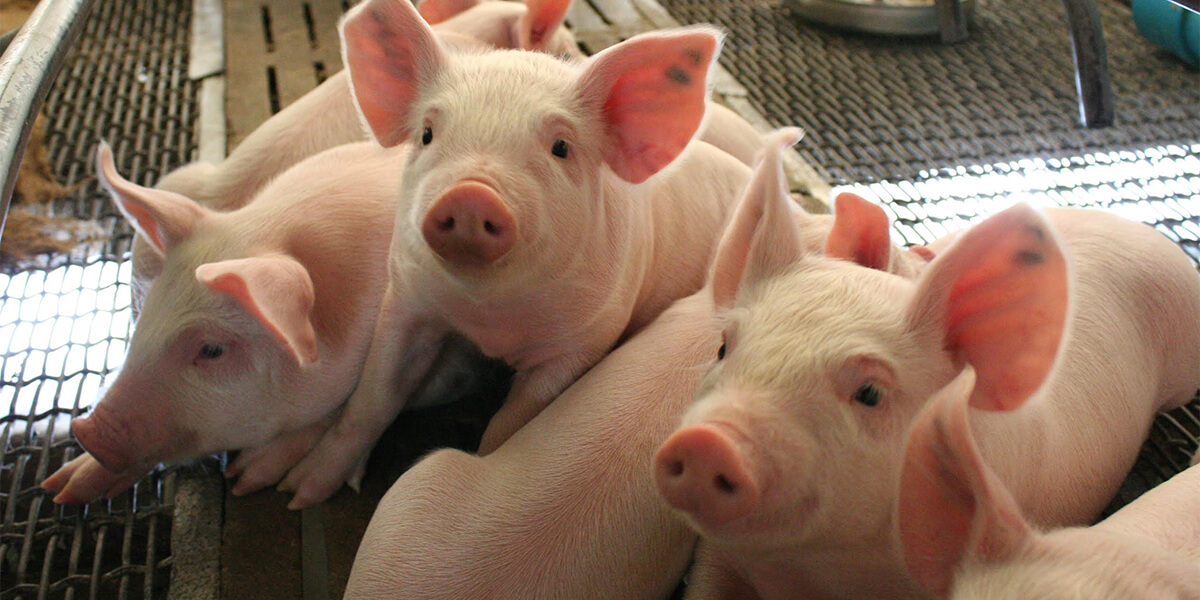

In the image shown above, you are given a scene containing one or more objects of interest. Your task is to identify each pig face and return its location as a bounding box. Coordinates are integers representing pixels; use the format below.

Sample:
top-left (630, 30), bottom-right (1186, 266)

top-left (73, 145), bottom-right (325, 475)
top-left (899, 369), bottom-right (1200, 600)
top-left (655, 185), bottom-right (1071, 561)
top-left (341, 0), bottom-right (720, 295)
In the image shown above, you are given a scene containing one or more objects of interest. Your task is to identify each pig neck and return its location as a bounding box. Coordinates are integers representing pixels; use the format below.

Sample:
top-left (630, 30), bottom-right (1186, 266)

top-left (721, 532), bottom-right (930, 600)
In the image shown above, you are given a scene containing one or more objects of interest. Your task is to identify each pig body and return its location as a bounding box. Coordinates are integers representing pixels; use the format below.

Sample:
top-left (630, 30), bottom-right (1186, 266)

top-left (899, 368), bottom-right (1200, 600)
top-left (655, 182), bottom-right (1200, 598)
top-left (275, 0), bottom-right (762, 508)
top-left (44, 141), bottom-right (485, 503)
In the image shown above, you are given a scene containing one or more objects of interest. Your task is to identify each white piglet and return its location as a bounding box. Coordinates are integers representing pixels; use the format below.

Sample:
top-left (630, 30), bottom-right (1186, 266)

top-left (654, 194), bottom-right (1200, 599)
top-left (278, 0), bottom-right (755, 508)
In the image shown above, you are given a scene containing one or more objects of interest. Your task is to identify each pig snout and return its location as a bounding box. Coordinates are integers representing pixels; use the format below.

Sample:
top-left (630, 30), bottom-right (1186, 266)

top-left (654, 423), bottom-right (760, 529)
top-left (71, 409), bottom-right (138, 473)
top-left (421, 181), bottom-right (517, 267)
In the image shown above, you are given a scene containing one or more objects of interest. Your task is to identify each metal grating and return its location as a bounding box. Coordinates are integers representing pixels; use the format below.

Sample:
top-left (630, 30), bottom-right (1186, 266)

top-left (1, 0), bottom-right (200, 598)
top-left (655, 0), bottom-right (1200, 185)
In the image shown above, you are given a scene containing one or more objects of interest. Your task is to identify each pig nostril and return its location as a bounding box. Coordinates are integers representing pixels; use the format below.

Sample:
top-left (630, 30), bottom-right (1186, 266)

top-left (438, 217), bottom-right (455, 232)
top-left (483, 220), bottom-right (500, 235)
top-left (715, 474), bottom-right (737, 494)
top-left (667, 460), bottom-right (685, 477)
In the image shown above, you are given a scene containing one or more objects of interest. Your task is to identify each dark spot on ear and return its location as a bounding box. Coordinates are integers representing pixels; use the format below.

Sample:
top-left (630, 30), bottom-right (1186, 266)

top-left (1015, 250), bottom-right (1043, 266)
top-left (685, 48), bottom-right (704, 66)
top-left (666, 65), bottom-right (691, 85)
top-left (1025, 225), bottom-right (1045, 241)
top-left (369, 6), bottom-right (387, 25)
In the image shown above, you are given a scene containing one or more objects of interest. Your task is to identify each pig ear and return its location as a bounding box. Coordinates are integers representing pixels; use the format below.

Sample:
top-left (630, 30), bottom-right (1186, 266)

top-left (341, 0), bottom-right (446, 147)
top-left (196, 256), bottom-right (320, 365)
top-left (96, 142), bottom-right (207, 256)
top-left (519, 0), bottom-right (572, 51)
top-left (576, 26), bottom-right (722, 184)
top-left (710, 128), bottom-right (809, 309)
top-left (416, 0), bottom-right (481, 24)
top-left (904, 203), bottom-right (1069, 412)
top-left (825, 192), bottom-right (892, 271)
top-left (898, 367), bottom-right (1033, 597)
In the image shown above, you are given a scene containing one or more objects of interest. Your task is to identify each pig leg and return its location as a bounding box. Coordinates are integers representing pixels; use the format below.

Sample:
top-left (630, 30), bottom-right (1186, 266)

top-left (42, 453), bottom-right (143, 504)
top-left (475, 350), bottom-right (600, 454)
top-left (684, 542), bottom-right (762, 600)
top-left (279, 289), bottom-right (448, 509)
top-left (226, 413), bottom-right (337, 497)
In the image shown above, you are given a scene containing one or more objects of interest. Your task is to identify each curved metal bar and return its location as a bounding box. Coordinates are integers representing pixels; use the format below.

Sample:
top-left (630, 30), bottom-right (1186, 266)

top-left (0, 0), bottom-right (98, 244)
top-left (1061, 0), bottom-right (1115, 128)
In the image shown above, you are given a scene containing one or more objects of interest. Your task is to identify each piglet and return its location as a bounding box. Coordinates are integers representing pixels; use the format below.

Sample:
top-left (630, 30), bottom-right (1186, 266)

top-left (275, 0), bottom-right (759, 508)
top-left (654, 187), bottom-right (1200, 597)
top-left (42, 141), bottom-right (483, 503)
top-left (131, 0), bottom-right (583, 312)
top-left (899, 367), bottom-right (1200, 600)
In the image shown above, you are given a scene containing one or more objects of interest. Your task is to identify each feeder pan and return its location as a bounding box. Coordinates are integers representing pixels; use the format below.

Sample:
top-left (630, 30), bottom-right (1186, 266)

top-left (787, 0), bottom-right (974, 37)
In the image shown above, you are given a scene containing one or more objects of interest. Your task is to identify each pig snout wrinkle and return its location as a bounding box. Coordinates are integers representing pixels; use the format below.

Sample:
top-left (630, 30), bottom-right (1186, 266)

top-left (70, 412), bottom-right (134, 474)
top-left (422, 181), bottom-right (517, 267)
top-left (654, 423), bottom-right (760, 529)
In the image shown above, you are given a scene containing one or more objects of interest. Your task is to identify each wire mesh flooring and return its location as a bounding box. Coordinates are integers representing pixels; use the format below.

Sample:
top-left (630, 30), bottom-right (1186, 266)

top-left (1, 0), bottom-right (1198, 598)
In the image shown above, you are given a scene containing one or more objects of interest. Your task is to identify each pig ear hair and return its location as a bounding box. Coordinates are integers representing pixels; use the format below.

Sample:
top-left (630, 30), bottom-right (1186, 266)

top-left (576, 26), bottom-right (723, 184)
top-left (416, 0), bottom-right (482, 24)
top-left (898, 366), bottom-right (1033, 597)
top-left (196, 256), bottom-right (320, 365)
top-left (341, 0), bottom-right (446, 147)
top-left (95, 141), bottom-right (207, 256)
top-left (825, 192), bottom-right (893, 272)
top-left (520, 0), bottom-right (572, 51)
top-left (905, 203), bottom-right (1070, 412)
top-left (710, 127), bottom-right (807, 309)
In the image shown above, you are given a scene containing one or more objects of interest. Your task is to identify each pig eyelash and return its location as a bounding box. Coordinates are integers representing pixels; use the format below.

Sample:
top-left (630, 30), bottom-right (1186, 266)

top-left (551, 139), bottom-right (569, 159)
top-left (853, 383), bottom-right (882, 407)
top-left (196, 343), bottom-right (226, 361)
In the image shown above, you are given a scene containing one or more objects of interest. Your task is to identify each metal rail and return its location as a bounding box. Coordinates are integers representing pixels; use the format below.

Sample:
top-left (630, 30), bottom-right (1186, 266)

top-left (0, 0), bottom-right (98, 245)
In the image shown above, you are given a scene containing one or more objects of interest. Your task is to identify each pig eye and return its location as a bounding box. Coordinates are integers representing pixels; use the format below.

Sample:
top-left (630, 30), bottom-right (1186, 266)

top-left (421, 127), bottom-right (433, 146)
top-left (853, 383), bottom-right (882, 407)
top-left (717, 342), bottom-right (726, 361)
top-left (197, 343), bottom-right (226, 360)
top-left (551, 139), bottom-right (569, 159)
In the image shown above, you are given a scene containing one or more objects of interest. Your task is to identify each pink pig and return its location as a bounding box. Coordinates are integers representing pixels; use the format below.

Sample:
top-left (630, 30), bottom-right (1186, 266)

top-left (275, 0), bottom-right (758, 509)
top-left (342, 129), bottom-right (919, 599)
top-left (42, 141), bottom-right (483, 503)
top-left (131, 0), bottom-right (583, 311)
top-left (899, 367), bottom-right (1200, 600)
top-left (653, 189), bottom-right (1200, 598)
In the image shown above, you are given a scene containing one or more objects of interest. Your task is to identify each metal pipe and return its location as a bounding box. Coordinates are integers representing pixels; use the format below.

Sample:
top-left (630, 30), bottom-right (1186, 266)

top-left (0, 0), bottom-right (98, 245)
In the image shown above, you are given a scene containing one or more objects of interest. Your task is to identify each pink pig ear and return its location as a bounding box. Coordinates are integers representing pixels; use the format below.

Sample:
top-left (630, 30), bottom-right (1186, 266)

top-left (898, 367), bottom-right (1033, 598)
top-left (196, 256), bottom-right (320, 365)
top-left (416, 0), bottom-right (482, 24)
top-left (341, 0), bottom-right (446, 147)
top-left (826, 192), bottom-right (892, 271)
top-left (905, 203), bottom-right (1070, 412)
top-left (710, 128), bottom-right (808, 309)
top-left (576, 26), bottom-right (722, 184)
top-left (95, 142), bottom-right (207, 256)
top-left (520, 0), bottom-right (572, 51)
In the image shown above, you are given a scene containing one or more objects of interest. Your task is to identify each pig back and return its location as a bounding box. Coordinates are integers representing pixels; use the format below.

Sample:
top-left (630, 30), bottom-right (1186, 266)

top-left (625, 141), bottom-right (752, 337)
